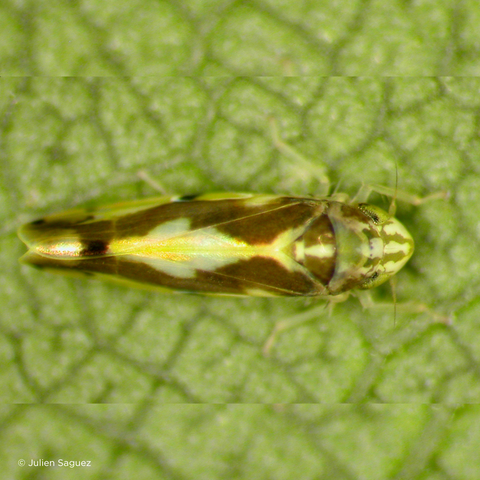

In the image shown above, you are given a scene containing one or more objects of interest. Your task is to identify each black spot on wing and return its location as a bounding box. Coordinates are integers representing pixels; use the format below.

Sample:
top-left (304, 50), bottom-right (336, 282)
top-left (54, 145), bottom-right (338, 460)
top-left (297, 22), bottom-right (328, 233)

top-left (81, 240), bottom-right (109, 256)
top-left (177, 194), bottom-right (200, 201)
top-left (31, 218), bottom-right (46, 226)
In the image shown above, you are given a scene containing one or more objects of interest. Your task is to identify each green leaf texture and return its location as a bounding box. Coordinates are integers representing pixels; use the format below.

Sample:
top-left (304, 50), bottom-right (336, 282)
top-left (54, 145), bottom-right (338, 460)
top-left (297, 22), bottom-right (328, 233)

top-left (3, 0), bottom-right (480, 471)
top-left (1, 0), bottom-right (480, 76)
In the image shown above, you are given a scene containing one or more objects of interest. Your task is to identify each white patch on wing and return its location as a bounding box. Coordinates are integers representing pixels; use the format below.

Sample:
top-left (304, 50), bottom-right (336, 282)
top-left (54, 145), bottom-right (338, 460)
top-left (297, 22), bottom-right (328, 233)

top-left (122, 220), bottom-right (314, 280)
top-left (127, 252), bottom-right (245, 279)
top-left (148, 218), bottom-right (192, 239)
top-left (131, 256), bottom-right (196, 278)
top-left (36, 236), bottom-right (84, 259)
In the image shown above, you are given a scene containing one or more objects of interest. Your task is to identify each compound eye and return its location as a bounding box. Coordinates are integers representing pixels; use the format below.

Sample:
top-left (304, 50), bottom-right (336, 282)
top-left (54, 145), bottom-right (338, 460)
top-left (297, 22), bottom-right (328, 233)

top-left (357, 204), bottom-right (390, 225)
top-left (362, 271), bottom-right (379, 286)
top-left (359, 270), bottom-right (389, 290)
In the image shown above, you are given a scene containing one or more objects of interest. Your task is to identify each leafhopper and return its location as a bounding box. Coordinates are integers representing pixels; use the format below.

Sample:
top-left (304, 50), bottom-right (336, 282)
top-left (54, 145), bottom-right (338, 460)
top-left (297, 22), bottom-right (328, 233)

top-left (18, 192), bottom-right (415, 298)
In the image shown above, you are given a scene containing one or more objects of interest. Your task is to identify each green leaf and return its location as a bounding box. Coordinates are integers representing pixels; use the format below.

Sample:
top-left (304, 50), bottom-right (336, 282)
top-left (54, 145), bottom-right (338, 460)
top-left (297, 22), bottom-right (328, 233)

top-left (2, 77), bottom-right (480, 478)
top-left (0, 405), bottom-right (479, 479)
top-left (2, 0), bottom-right (480, 75)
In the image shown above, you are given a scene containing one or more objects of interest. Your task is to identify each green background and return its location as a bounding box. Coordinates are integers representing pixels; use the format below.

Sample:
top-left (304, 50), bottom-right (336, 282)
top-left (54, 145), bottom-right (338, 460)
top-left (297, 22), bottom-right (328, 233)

top-left (2, 0), bottom-right (480, 76)
top-left (4, 77), bottom-right (480, 404)
top-left (2, 1), bottom-right (480, 479)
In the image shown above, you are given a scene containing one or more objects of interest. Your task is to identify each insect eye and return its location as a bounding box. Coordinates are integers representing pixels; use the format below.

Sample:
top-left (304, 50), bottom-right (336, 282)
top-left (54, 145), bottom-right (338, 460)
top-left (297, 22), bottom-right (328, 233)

top-left (357, 204), bottom-right (390, 225)
top-left (359, 270), bottom-right (389, 290)
top-left (365, 271), bottom-right (379, 283)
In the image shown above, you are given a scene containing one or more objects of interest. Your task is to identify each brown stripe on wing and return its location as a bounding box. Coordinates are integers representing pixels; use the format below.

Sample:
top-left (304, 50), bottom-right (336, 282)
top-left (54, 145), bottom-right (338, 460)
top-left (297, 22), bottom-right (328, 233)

top-left (212, 199), bottom-right (323, 245)
top-left (207, 256), bottom-right (326, 296)
top-left (19, 214), bottom-right (102, 244)
top-left (23, 252), bottom-right (326, 296)
top-left (114, 197), bottom-right (324, 245)
top-left (114, 255), bottom-right (324, 296)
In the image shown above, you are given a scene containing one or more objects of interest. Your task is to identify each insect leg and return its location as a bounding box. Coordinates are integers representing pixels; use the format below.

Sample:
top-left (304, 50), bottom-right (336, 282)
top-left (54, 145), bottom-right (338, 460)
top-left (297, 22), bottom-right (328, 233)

top-left (352, 184), bottom-right (449, 207)
top-left (136, 170), bottom-right (168, 193)
top-left (354, 290), bottom-right (451, 324)
top-left (262, 293), bottom-right (350, 356)
top-left (268, 117), bottom-right (331, 195)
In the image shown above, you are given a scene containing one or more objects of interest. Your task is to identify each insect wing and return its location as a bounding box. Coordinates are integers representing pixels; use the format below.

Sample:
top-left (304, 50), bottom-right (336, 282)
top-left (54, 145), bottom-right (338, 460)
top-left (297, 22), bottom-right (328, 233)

top-left (19, 195), bottom-right (329, 296)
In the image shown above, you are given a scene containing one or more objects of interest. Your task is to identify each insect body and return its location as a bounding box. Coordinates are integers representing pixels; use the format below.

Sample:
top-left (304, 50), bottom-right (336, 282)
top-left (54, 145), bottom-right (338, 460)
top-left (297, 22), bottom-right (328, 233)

top-left (18, 193), bottom-right (414, 297)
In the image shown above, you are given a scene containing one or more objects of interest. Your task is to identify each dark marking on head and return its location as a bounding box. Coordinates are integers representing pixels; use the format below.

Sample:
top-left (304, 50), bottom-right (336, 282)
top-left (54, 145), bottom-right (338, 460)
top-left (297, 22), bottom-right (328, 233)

top-left (326, 201), bottom-right (385, 294)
